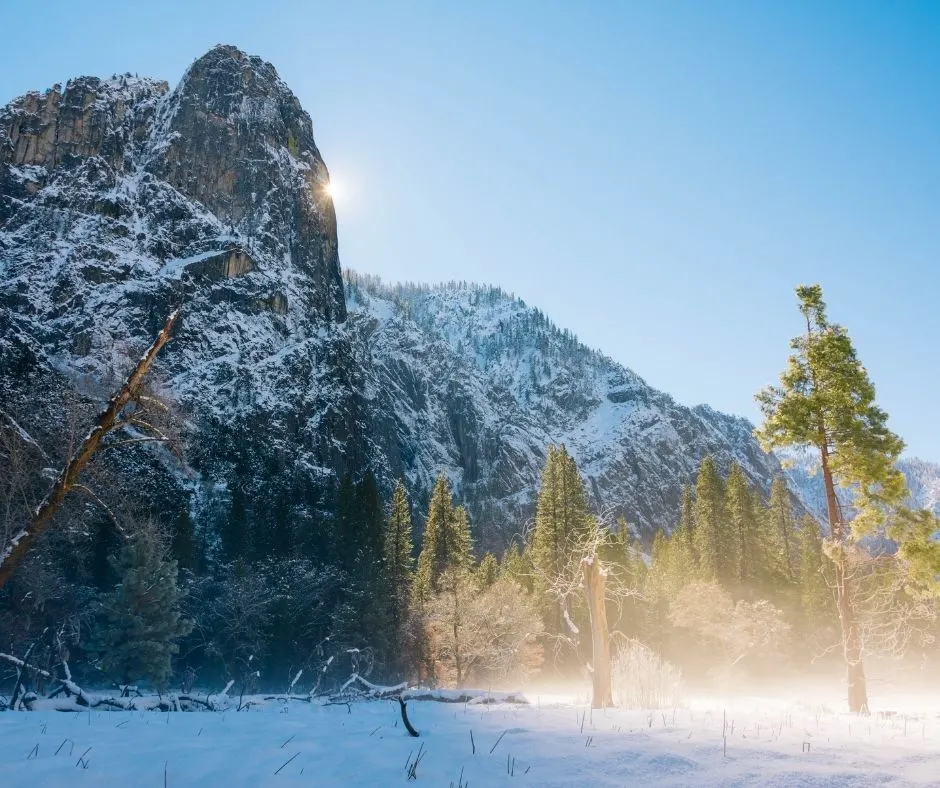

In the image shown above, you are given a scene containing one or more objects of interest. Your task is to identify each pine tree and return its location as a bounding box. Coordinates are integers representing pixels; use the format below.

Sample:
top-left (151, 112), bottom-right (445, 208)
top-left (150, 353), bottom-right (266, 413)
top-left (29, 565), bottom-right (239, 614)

top-left (676, 484), bottom-right (696, 565)
top-left (384, 480), bottom-right (414, 659)
top-left (451, 505), bottom-right (474, 570)
top-left (529, 445), bottom-right (592, 634)
top-left (171, 507), bottom-right (196, 571)
top-left (767, 477), bottom-right (797, 583)
top-left (476, 552), bottom-right (499, 590)
top-left (96, 529), bottom-right (193, 688)
top-left (333, 473), bottom-right (358, 572)
top-left (358, 472), bottom-right (385, 564)
top-left (692, 456), bottom-right (730, 583)
top-left (500, 542), bottom-right (533, 592)
top-left (756, 284), bottom-right (907, 712)
top-left (413, 475), bottom-right (472, 603)
top-left (726, 462), bottom-right (759, 585)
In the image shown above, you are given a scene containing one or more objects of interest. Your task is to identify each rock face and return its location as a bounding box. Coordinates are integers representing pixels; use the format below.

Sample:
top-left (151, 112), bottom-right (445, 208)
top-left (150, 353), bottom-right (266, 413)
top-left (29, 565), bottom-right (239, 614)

top-left (1, 45), bottom-right (827, 557)
top-left (345, 277), bottom-right (794, 547)
top-left (0, 46), bottom-right (366, 553)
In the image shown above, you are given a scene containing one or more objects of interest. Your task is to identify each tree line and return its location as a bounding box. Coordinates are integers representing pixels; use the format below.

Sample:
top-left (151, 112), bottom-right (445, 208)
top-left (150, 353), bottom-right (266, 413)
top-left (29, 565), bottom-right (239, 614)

top-left (2, 284), bottom-right (939, 711)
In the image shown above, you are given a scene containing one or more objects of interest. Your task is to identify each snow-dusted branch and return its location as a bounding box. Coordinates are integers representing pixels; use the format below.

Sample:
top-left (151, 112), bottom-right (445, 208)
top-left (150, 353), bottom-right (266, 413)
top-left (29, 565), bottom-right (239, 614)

top-left (0, 309), bottom-right (180, 589)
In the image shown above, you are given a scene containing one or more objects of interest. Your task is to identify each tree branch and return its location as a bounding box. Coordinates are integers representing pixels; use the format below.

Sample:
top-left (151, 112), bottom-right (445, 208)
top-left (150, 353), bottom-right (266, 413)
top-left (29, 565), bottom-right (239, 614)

top-left (0, 310), bottom-right (180, 589)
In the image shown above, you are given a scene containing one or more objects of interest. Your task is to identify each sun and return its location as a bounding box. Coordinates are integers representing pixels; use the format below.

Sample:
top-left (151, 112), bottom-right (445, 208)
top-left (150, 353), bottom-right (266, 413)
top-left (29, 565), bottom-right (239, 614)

top-left (322, 179), bottom-right (341, 201)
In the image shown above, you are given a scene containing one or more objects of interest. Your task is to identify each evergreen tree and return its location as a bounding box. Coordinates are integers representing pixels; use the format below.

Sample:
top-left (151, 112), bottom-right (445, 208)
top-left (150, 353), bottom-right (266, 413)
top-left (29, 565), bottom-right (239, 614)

top-left (358, 471), bottom-right (385, 567)
top-left (413, 474), bottom-right (472, 603)
top-left (676, 484), bottom-right (696, 565)
top-left (171, 507), bottom-right (196, 572)
top-left (500, 542), bottom-right (533, 592)
top-left (692, 456), bottom-right (730, 583)
top-left (96, 529), bottom-right (193, 687)
top-left (767, 477), bottom-right (797, 583)
top-left (333, 473), bottom-right (358, 571)
top-left (756, 284), bottom-right (907, 712)
top-left (384, 480), bottom-right (414, 658)
top-left (476, 552), bottom-right (499, 590)
top-left (893, 508), bottom-right (940, 597)
top-left (225, 483), bottom-right (249, 561)
top-left (529, 445), bottom-right (592, 634)
top-left (334, 471), bottom-right (384, 576)
top-left (89, 518), bottom-right (122, 591)
top-left (726, 462), bottom-right (759, 585)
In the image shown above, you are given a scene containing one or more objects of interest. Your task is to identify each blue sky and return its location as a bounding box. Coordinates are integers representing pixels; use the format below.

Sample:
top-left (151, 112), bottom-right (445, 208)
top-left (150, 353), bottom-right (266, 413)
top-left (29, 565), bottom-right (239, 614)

top-left (2, 1), bottom-right (938, 458)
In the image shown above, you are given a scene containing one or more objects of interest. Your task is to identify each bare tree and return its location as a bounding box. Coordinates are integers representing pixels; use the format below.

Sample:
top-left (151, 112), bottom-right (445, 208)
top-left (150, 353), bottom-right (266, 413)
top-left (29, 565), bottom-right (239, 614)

top-left (668, 582), bottom-right (791, 674)
top-left (533, 522), bottom-right (639, 708)
top-left (0, 310), bottom-right (180, 589)
top-left (426, 572), bottom-right (543, 686)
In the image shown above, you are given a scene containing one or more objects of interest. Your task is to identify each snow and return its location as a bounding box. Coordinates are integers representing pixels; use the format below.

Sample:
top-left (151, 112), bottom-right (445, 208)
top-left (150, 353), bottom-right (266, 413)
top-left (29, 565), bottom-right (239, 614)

top-left (2, 692), bottom-right (939, 786)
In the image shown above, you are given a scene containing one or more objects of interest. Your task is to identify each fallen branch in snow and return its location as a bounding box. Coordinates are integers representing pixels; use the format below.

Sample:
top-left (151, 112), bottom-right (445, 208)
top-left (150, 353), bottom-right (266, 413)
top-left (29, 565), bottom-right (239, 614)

top-left (402, 688), bottom-right (528, 705)
top-left (340, 674), bottom-right (409, 698)
top-left (0, 309), bottom-right (180, 589)
top-left (3, 645), bottom-right (44, 710)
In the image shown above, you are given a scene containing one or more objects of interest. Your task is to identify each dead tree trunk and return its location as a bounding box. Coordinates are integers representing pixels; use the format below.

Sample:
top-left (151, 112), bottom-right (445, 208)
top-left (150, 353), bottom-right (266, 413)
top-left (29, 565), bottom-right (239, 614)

top-left (820, 435), bottom-right (869, 714)
top-left (582, 556), bottom-right (612, 709)
top-left (0, 310), bottom-right (180, 589)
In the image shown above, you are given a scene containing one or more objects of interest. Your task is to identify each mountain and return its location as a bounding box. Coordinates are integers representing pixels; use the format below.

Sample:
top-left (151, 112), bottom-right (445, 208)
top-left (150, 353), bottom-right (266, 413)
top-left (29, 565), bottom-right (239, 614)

top-left (1, 45), bottom-right (793, 557)
top-left (0, 45), bottom-right (371, 559)
top-left (345, 275), bottom-right (790, 546)
top-left (782, 449), bottom-right (940, 524)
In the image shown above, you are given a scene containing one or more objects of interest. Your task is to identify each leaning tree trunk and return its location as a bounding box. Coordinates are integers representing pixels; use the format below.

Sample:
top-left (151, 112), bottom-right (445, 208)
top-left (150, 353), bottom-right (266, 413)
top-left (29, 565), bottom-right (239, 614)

top-left (582, 556), bottom-right (612, 709)
top-left (0, 310), bottom-right (180, 590)
top-left (819, 437), bottom-right (869, 714)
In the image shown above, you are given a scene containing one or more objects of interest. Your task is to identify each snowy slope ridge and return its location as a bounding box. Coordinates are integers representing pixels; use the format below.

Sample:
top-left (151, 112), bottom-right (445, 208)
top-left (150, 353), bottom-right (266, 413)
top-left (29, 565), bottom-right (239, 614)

top-left (346, 274), bottom-right (790, 544)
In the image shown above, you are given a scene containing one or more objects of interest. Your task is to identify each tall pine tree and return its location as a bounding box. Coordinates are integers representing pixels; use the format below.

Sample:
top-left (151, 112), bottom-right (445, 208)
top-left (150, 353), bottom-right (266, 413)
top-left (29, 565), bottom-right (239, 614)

top-left (767, 476), bottom-right (797, 583)
top-left (692, 456), bottom-right (730, 584)
top-left (726, 462), bottom-right (759, 585)
top-left (756, 284), bottom-right (907, 712)
top-left (530, 445), bottom-right (592, 636)
top-left (384, 480), bottom-right (414, 661)
top-left (798, 515), bottom-right (832, 624)
top-left (413, 474), bottom-right (472, 602)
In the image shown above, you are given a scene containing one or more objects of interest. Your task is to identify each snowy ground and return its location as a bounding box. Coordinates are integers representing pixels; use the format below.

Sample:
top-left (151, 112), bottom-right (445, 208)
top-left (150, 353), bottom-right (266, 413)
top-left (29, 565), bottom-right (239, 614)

top-left (2, 691), bottom-right (940, 786)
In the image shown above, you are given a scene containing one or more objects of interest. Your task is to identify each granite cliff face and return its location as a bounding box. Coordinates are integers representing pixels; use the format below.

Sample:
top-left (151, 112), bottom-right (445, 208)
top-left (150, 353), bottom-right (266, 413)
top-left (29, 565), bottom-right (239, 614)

top-left (345, 277), bottom-right (794, 547)
top-left (0, 46), bottom-right (366, 554)
top-left (2, 46), bottom-right (815, 555)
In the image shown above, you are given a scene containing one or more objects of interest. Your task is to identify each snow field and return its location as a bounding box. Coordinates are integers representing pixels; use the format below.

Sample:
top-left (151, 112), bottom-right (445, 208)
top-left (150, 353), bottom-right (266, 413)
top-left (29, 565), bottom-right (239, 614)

top-left (2, 693), bottom-right (940, 787)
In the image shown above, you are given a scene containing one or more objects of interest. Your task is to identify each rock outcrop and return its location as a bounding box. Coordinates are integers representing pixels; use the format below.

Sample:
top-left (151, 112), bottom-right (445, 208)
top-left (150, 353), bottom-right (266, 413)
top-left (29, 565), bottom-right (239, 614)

top-left (1, 46), bottom-right (366, 556)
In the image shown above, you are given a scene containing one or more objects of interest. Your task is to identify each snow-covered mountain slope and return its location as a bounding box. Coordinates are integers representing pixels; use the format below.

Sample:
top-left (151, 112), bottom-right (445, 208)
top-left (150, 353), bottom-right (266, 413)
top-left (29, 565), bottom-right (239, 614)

top-left (782, 449), bottom-right (940, 524)
top-left (347, 275), bottom-right (791, 546)
top-left (1, 45), bottom-right (807, 555)
top-left (0, 46), bottom-right (370, 549)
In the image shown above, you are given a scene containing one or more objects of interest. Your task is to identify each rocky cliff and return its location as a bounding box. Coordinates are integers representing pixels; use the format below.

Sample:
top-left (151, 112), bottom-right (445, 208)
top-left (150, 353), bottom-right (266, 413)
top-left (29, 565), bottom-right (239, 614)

top-left (345, 276), bottom-right (793, 546)
top-left (0, 46), bottom-right (368, 559)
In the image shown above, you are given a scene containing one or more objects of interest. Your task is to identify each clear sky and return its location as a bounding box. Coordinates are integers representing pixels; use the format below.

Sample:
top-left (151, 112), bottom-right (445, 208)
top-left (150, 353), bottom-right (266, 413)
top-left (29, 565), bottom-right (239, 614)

top-left (1, 1), bottom-right (938, 459)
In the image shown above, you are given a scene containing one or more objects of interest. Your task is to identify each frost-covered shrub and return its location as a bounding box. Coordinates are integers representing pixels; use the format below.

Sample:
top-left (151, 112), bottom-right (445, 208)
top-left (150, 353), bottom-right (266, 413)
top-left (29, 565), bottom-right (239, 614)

top-left (668, 582), bottom-right (791, 665)
top-left (611, 639), bottom-right (682, 709)
top-left (426, 572), bottom-right (543, 687)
